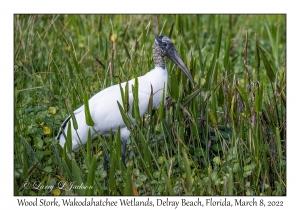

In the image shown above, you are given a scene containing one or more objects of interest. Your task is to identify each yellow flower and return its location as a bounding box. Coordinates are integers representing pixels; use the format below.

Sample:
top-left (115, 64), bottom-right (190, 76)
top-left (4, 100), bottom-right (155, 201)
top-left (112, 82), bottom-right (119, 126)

top-left (48, 106), bottom-right (56, 115)
top-left (53, 188), bottom-right (61, 196)
top-left (43, 126), bottom-right (51, 135)
top-left (110, 33), bottom-right (117, 42)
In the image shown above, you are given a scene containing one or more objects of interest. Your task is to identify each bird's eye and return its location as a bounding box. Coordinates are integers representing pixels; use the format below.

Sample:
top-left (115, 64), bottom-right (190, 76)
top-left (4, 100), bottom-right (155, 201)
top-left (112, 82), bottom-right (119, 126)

top-left (163, 43), bottom-right (167, 47)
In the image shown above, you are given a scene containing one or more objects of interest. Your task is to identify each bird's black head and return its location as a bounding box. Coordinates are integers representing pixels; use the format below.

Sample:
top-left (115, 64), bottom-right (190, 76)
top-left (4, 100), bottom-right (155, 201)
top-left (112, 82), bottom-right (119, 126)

top-left (153, 36), bottom-right (194, 86)
top-left (154, 36), bottom-right (175, 57)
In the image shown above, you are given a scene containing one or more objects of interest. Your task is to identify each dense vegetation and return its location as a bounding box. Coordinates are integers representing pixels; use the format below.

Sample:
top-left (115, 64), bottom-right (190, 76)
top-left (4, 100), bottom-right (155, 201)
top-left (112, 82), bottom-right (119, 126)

top-left (14, 14), bottom-right (286, 196)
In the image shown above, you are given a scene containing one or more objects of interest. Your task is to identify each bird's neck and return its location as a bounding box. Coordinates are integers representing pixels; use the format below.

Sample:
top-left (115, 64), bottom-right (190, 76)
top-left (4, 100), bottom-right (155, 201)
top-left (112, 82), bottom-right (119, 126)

top-left (153, 45), bottom-right (165, 69)
top-left (153, 54), bottom-right (165, 69)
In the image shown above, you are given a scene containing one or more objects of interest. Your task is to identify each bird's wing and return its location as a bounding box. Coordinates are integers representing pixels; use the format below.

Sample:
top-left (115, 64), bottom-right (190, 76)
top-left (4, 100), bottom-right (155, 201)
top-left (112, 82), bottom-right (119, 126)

top-left (56, 115), bottom-right (71, 140)
top-left (56, 74), bottom-right (156, 140)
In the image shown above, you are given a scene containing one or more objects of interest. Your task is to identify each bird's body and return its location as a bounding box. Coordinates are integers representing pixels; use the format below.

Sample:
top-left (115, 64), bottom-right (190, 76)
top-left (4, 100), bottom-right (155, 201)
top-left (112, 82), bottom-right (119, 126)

top-left (56, 36), bottom-right (194, 164)
top-left (57, 66), bottom-right (168, 151)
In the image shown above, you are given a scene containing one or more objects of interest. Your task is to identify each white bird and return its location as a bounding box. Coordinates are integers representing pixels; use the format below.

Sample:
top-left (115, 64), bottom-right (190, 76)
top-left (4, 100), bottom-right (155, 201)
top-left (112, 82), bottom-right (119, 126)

top-left (56, 36), bottom-right (194, 165)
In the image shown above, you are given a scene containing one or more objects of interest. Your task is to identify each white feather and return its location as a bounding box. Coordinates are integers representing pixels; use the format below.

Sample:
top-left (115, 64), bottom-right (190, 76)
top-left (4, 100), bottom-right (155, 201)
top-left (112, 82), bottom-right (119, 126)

top-left (57, 66), bottom-right (168, 151)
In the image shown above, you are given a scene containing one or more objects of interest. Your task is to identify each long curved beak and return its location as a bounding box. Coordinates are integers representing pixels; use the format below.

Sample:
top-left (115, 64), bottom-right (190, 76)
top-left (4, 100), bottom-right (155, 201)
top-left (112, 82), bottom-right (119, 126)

top-left (167, 48), bottom-right (194, 87)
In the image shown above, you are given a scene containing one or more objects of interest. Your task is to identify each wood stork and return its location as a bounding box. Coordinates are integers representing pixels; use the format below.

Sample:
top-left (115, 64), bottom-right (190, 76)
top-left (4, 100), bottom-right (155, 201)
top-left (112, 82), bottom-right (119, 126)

top-left (56, 35), bottom-right (194, 166)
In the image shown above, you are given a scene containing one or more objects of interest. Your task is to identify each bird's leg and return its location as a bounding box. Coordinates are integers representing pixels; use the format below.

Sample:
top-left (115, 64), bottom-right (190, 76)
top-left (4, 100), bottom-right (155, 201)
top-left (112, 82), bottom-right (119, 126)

top-left (122, 139), bottom-right (127, 167)
top-left (104, 153), bottom-right (108, 172)
top-left (103, 137), bottom-right (110, 172)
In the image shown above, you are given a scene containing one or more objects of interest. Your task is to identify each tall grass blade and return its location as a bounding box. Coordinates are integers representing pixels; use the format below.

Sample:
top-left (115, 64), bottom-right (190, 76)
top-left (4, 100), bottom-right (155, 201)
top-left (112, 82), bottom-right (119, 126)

top-left (62, 159), bottom-right (72, 181)
top-left (236, 85), bottom-right (250, 115)
top-left (117, 101), bottom-right (131, 129)
top-left (170, 72), bottom-right (179, 101)
top-left (257, 42), bottom-right (275, 82)
top-left (205, 26), bottom-right (222, 90)
top-left (158, 83), bottom-right (166, 121)
top-left (86, 155), bottom-right (97, 195)
top-left (22, 148), bottom-right (29, 180)
top-left (255, 82), bottom-right (264, 113)
top-left (183, 86), bottom-right (202, 106)
top-left (115, 126), bottom-right (122, 168)
top-left (196, 39), bottom-right (204, 84)
top-left (214, 25), bottom-right (223, 58)
top-left (72, 159), bottom-right (85, 195)
top-left (132, 77), bottom-right (140, 120)
top-left (163, 171), bottom-right (174, 195)
top-left (131, 173), bottom-right (138, 196)
top-left (182, 148), bottom-right (192, 195)
top-left (86, 128), bottom-right (92, 164)
top-left (224, 36), bottom-right (231, 71)
top-left (104, 37), bottom-right (108, 60)
top-left (70, 112), bottom-right (78, 130)
top-left (147, 84), bottom-right (154, 114)
top-left (66, 120), bottom-right (73, 152)
top-left (275, 127), bottom-right (282, 172)
top-left (119, 81), bottom-right (130, 113)
top-left (19, 135), bottom-right (37, 162)
top-left (207, 164), bottom-right (212, 195)
top-left (71, 49), bottom-right (84, 88)
top-left (67, 59), bottom-right (74, 78)
top-left (53, 145), bottom-right (62, 174)
top-left (123, 170), bottom-right (132, 195)
top-left (265, 22), bottom-right (279, 68)
top-left (254, 34), bottom-right (260, 71)
top-left (71, 87), bottom-right (77, 111)
top-left (123, 42), bottom-right (131, 60)
top-left (205, 53), bottom-right (217, 90)
top-left (84, 91), bottom-right (95, 126)
top-left (168, 20), bottom-right (174, 38)
top-left (227, 168), bottom-right (234, 195)
top-left (217, 83), bottom-right (224, 107)
top-left (94, 57), bottom-right (105, 69)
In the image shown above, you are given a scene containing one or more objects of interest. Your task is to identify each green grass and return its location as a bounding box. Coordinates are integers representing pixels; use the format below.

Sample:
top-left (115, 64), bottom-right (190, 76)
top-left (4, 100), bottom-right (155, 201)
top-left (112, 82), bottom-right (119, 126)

top-left (14, 14), bottom-right (286, 196)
